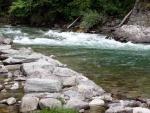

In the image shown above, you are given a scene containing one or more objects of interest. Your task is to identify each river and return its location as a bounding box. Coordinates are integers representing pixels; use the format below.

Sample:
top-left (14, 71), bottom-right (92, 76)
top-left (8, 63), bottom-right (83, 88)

top-left (0, 25), bottom-right (150, 99)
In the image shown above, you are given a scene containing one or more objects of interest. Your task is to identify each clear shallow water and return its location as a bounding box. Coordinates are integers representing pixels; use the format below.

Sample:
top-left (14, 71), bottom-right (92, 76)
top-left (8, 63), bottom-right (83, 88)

top-left (0, 25), bottom-right (150, 99)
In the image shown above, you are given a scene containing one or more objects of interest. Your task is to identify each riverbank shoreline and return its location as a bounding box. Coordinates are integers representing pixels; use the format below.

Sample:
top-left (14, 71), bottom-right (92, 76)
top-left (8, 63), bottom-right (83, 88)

top-left (0, 31), bottom-right (149, 112)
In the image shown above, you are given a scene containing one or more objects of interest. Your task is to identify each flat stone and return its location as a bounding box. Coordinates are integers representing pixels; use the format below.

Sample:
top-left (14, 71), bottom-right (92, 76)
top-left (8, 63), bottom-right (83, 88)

top-left (39, 98), bottom-right (62, 109)
top-left (89, 99), bottom-right (105, 107)
top-left (64, 99), bottom-right (89, 110)
top-left (24, 78), bottom-right (62, 93)
top-left (7, 97), bottom-right (16, 105)
top-left (20, 96), bottom-right (39, 112)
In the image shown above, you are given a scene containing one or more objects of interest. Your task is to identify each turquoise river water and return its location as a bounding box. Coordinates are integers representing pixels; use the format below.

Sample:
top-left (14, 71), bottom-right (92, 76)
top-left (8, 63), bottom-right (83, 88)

top-left (0, 25), bottom-right (150, 99)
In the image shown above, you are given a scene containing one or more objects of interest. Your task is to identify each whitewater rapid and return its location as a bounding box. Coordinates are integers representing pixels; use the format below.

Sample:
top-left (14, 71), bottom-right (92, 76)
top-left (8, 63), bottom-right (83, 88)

top-left (1, 25), bottom-right (150, 50)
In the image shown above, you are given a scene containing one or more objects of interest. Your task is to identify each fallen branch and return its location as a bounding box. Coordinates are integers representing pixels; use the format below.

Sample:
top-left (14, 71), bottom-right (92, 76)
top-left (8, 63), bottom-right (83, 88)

top-left (67, 17), bottom-right (80, 29)
top-left (118, 9), bottom-right (133, 27)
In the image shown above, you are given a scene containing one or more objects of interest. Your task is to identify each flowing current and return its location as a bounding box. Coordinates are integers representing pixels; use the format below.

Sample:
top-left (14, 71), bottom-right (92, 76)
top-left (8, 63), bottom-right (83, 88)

top-left (0, 25), bottom-right (150, 99)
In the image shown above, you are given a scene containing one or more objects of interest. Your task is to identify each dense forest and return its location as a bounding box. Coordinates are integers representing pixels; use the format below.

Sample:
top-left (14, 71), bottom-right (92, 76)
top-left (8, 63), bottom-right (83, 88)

top-left (0, 0), bottom-right (149, 28)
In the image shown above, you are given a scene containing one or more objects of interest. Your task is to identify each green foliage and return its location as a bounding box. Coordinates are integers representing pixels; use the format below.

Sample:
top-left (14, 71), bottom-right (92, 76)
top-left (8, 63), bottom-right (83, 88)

top-left (80, 10), bottom-right (102, 29)
top-left (39, 108), bottom-right (79, 113)
top-left (146, 3), bottom-right (150, 9)
top-left (6, 0), bottom-right (136, 26)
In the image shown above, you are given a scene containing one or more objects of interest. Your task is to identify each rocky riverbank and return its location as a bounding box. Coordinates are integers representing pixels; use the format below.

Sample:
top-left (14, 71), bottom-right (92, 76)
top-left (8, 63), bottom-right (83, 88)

top-left (112, 1), bottom-right (150, 43)
top-left (0, 33), bottom-right (150, 113)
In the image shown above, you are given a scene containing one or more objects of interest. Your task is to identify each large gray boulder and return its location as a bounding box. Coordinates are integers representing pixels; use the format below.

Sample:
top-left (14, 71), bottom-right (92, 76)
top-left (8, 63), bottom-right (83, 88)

top-left (39, 98), bottom-right (62, 109)
top-left (20, 96), bottom-right (39, 112)
top-left (24, 78), bottom-right (62, 93)
top-left (113, 25), bottom-right (150, 43)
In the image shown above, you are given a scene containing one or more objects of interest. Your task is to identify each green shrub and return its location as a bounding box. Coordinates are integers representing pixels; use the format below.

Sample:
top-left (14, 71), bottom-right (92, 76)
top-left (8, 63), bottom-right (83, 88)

top-left (39, 108), bottom-right (79, 113)
top-left (80, 10), bottom-right (102, 29)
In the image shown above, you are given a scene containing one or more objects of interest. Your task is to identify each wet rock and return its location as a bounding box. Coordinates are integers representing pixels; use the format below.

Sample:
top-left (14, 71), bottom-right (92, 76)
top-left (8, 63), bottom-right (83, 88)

top-left (21, 60), bottom-right (55, 76)
top-left (24, 78), bottom-right (62, 93)
top-left (10, 83), bottom-right (19, 90)
top-left (64, 99), bottom-right (89, 110)
top-left (39, 98), bottom-right (62, 109)
top-left (7, 97), bottom-right (16, 105)
top-left (63, 90), bottom-right (85, 101)
top-left (20, 97), bottom-right (39, 112)
top-left (3, 39), bottom-right (13, 45)
top-left (63, 76), bottom-right (77, 87)
top-left (89, 99), bottom-right (105, 107)
top-left (133, 107), bottom-right (150, 113)
top-left (105, 106), bottom-right (133, 113)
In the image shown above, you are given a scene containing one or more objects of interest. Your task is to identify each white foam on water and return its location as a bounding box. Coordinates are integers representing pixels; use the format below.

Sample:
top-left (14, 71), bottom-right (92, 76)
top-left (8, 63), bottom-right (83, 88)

top-left (2, 28), bottom-right (148, 51)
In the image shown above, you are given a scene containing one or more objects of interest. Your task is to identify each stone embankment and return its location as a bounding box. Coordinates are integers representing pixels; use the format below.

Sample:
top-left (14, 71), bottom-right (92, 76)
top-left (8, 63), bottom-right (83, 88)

top-left (0, 33), bottom-right (150, 113)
